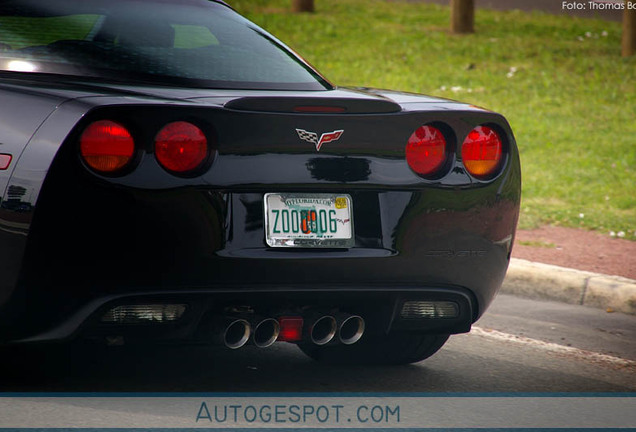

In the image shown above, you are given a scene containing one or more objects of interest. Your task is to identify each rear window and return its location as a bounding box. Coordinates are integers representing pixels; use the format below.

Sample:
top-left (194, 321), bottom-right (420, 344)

top-left (0, 0), bottom-right (331, 90)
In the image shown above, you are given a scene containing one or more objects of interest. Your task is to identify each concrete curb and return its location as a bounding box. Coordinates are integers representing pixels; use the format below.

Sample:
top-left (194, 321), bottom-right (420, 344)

top-left (502, 258), bottom-right (636, 316)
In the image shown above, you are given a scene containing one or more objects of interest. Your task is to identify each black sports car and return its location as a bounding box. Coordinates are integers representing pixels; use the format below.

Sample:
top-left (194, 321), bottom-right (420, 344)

top-left (0, 0), bottom-right (520, 364)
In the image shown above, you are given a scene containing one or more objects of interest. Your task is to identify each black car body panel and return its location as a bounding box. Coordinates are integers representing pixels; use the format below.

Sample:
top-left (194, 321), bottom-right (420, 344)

top-left (0, 0), bottom-right (520, 363)
top-left (0, 84), bottom-right (520, 342)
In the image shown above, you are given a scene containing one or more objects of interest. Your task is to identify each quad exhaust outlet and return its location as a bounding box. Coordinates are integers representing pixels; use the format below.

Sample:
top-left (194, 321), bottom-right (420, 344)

top-left (222, 318), bottom-right (251, 349)
top-left (252, 317), bottom-right (280, 348)
top-left (308, 315), bottom-right (338, 346)
top-left (216, 311), bottom-right (365, 349)
top-left (337, 314), bottom-right (365, 345)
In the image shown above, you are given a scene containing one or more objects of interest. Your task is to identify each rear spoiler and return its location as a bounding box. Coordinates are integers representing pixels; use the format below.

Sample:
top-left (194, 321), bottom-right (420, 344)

top-left (225, 96), bottom-right (402, 114)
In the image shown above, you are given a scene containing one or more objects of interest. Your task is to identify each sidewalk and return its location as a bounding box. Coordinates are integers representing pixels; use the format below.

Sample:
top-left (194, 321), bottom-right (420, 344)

top-left (503, 258), bottom-right (636, 315)
top-left (503, 226), bottom-right (636, 315)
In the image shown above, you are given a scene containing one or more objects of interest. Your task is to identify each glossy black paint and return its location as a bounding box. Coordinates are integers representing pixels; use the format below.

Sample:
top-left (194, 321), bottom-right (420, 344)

top-left (0, 0), bottom-right (521, 345)
top-left (0, 80), bottom-right (520, 344)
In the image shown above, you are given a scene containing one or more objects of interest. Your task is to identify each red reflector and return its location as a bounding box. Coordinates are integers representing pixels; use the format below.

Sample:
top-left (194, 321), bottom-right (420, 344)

top-left (293, 106), bottom-right (346, 113)
top-left (154, 121), bottom-right (208, 173)
top-left (79, 120), bottom-right (135, 173)
top-left (0, 154), bottom-right (12, 170)
top-left (277, 317), bottom-right (304, 342)
top-left (461, 126), bottom-right (503, 178)
top-left (405, 125), bottom-right (447, 177)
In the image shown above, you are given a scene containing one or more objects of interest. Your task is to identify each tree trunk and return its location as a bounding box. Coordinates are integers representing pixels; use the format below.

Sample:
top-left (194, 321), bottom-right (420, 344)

top-left (292, 0), bottom-right (314, 13)
top-left (451, 0), bottom-right (474, 34)
top-left (622, 5), bottom-right (636, 57)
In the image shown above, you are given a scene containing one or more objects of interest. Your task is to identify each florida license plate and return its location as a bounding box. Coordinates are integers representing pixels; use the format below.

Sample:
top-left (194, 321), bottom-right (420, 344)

top-left (264, 193), bottom-right (354, 248)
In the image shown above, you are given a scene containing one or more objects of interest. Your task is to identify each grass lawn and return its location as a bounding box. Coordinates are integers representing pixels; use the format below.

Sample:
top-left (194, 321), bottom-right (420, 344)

top-left (233, 0), bottom-right (635, 239)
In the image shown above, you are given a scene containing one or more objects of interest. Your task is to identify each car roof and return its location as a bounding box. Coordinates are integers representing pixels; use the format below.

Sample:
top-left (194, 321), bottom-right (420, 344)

top-left (0, 0), bottom-right (234, 16)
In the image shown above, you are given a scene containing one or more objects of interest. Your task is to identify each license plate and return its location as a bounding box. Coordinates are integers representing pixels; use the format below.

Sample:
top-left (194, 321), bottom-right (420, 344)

top-left (264, 193), bottom-right (354, 248)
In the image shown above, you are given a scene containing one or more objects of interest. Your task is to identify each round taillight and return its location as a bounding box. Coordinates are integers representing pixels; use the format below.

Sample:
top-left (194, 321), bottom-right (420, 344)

top-left (79, 120), bottom-right (135, 173)
top-left (461, 126), bottom-right (503, 179)
top-left (405, 125), bottom-right (448, 177)
top-left (154, 121), bottom-right (208, 174)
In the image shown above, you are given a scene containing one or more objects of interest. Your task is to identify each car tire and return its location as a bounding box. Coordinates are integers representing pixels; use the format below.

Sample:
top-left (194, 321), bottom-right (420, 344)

top-left (298, 332), bottom-right (450, 365)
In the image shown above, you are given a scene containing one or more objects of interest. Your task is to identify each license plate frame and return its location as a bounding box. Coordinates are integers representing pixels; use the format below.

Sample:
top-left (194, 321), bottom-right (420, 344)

top-left (264, 193), bottom-right (354, 248)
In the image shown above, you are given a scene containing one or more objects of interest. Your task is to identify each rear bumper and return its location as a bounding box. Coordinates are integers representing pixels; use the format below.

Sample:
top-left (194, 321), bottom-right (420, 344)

top-left (9, 286), bottom-right (475, 345)
top-left (0, 105), bottom-right (521, 344)
top-left (1, 186), bottom-right (516, 341)
top-left (1, 178), bottom-right (518, 343)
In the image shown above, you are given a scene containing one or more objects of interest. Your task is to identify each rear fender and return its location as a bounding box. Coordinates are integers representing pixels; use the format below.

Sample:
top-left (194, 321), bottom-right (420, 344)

top-left (0, 98), bottom-right (91, 315)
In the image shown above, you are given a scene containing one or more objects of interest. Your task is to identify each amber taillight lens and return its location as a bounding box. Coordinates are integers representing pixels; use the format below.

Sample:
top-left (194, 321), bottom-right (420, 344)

top-left (405, 125), bottom-right (448, 177)
top-left (154, 121), bottom-right (208, 174)
top-left (79, 120), bottom-right (135, 174)
top-left (461, 126), bottom-right (503, 179)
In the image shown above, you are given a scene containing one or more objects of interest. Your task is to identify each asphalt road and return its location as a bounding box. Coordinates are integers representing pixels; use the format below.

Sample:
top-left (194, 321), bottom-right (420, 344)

top-left (1, 294), bottom-right (634, 393)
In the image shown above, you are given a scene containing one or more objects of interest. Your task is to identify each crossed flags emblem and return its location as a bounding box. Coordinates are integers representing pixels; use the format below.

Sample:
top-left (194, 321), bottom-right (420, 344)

top-left (296, 129), bottom-right (344, 151)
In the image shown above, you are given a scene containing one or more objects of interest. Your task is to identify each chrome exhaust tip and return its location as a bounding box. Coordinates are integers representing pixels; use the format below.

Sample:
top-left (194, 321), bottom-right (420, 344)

top-left (338, 315), bottom-right (365, 345)
top-left (253, 318), bottom-right (280, 348)
top-left (223, 318), bottom-right (251, 349)
top-left (310, 315), bottom-right (337, 346)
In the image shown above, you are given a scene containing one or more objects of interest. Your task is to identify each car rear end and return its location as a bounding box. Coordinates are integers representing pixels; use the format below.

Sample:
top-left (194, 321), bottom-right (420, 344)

top-left (3, 92), bottom-right (520, 359)
top-left (0, 0), bottom-right (520, 364)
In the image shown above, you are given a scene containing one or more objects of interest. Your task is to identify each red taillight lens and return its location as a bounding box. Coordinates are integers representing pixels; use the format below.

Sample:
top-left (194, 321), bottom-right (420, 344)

top-left (406, 125), bottom-right (448, 177)
top-left (154, 121), bottom-right (208, 174)
top-left (79, 120), bottom-right (135, 173)
top-left (277, 317), bottom-right (304, 342)
top-left (461, 126), bottom-right (503, 178)
top-left (0, 154), bottom-right (12, 170)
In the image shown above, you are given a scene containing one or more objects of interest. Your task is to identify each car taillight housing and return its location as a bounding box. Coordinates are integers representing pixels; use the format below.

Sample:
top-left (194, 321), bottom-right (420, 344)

top-left (154, 121), bottom-right (209, 174)
top-left (461, 125), bottom-right (503, 179)
top-left (406, 125), bottom-right (448, 178)
top-left (79, 120), bottom-right (135, 174)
